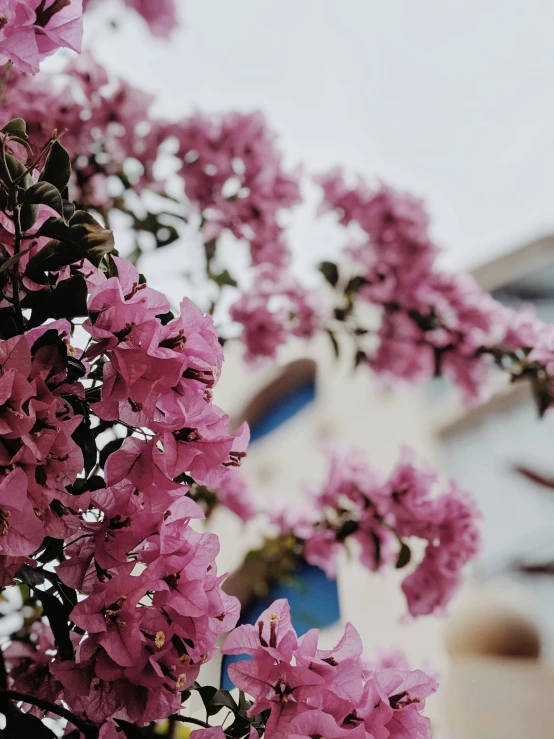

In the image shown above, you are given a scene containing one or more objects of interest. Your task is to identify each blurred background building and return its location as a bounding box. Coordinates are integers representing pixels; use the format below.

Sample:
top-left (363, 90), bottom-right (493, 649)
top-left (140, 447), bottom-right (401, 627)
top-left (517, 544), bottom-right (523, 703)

top-left (206, 233), bottom-right (554, 737)
top-left (80, 3), bottom-right (554, 734)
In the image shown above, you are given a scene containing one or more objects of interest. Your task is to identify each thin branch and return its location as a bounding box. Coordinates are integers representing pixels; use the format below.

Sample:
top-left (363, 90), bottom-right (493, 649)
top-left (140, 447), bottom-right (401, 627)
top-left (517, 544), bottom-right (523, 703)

top-left (0, 60), bottom-right (12, 103)
top-left (170, 714), bottom-right (211, 729)
top-left (2, 690), bottom-right (98, 737)
top-left (10, 201), bottom-right (24, 333)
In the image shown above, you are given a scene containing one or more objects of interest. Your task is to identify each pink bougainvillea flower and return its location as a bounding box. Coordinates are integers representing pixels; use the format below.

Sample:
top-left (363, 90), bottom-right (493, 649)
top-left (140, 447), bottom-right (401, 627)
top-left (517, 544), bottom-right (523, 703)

top-left (0, 467), bottom-right (43, 557)
top-left (0, 0), bottom-right (83, 74)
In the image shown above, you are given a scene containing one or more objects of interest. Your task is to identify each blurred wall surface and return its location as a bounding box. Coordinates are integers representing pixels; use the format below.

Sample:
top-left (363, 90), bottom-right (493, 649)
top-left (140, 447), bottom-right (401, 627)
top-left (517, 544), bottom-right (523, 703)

top-left (206, 236), bottom-right (554, 733)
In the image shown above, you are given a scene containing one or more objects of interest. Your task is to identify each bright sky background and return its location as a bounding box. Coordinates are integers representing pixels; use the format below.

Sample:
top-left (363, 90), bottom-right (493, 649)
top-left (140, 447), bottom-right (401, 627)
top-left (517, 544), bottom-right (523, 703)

top-left (85, 0), bottom-right (554, 272)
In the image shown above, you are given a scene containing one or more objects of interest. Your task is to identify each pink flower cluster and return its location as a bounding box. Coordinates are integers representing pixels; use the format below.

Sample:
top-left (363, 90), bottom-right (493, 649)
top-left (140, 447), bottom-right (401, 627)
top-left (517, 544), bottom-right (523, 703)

top-left (2, 271), bottom-right (247, 731)
top-left (283, 446), bottom-right (481, 617)
top-left (219, 599), bottom-right (437, 738)
top-left (83, 0), bottom-right (178, 37)
top-left (214, 468), bottom-right (257, 522)
top-left (84, 256), bottom-right (248, 480)
top-left (0, 0), bottom-right (83, 74)
top-left (3, 52), bottom-right (167, 210)
top-left (52, 491), bottom-right (240, 727)
top-left (169, 110), bottom-right (302, 269)
top-left (317, 169), bottom-right (531, 403)
top-left (0, 325), bottom-right (84, 583)
top-left (230, 267), bottom-right (325, 363)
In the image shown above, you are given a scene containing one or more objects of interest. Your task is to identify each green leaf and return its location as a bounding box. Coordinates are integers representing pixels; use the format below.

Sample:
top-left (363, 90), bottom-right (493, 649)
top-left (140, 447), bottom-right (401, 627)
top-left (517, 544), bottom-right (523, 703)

top-left (326, 329), bottom-right (340, 359)
top-left (396, 541), bottom-right (412, 569)
top-left (1, 118), bottom-right (28, 140)
top-left (210, 689), bottom-right (238, 712)
top-left (62, 198), bottom-right (75, 223)
top-left (155, 223), bottom-right (180, 248)
top-left (345, 275), bottom-right (368, 294)
top-left (197, 685), bottom-right (230, 717)
top-left (157, 310), bottom-right (175, 326)
top-left (319, 260), bottom-right (339, 287)
top-left (0, 307), bottom-right (21, 338)
top-left (16, 563), bottom-right (46, 587)
top-left (39, 140), bottom-right (71, 193)
top-left (66, 476), bottom-right (105, 496)
top-left (22, 181), bottom-right (64, 219)
top-left (354, 350), bottom-right (367, 369)
top-left (27, 210), bottom-right (115, 274)
top-left (114, 720), bottom-right (143, 739)
top-left (371, 531), bottom-right (381, 568)
top-left (37, 537), bottom-right (64, 564)
top-left (19, 202), bottom-right (40, 232)
top-left (23, 275), bottom-right (88, 326)
top-left (209, 269), bottom-right (238, 288)
top-left (5, 152), bottom-right (33, 189)
top-left (0, 247), bottom-right (32, 276)
top-left (36, 588), bottom-right (74, 660)
top-left (72, 423), bottom-right (98, 477)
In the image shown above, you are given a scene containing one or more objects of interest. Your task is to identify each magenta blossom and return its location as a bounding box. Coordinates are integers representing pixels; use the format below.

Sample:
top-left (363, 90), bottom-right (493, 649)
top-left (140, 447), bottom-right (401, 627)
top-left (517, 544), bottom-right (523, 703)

top-left (0, 0), bottom-right (83, 74)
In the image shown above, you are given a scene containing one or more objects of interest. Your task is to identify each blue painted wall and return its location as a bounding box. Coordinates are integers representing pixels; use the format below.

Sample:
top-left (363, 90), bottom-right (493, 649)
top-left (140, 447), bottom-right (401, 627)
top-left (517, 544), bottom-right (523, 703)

top-left (249, 379), bottom-right (316, 443)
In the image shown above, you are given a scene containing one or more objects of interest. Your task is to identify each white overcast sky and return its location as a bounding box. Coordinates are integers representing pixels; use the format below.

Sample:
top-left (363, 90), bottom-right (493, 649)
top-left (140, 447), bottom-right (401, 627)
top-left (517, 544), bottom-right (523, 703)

top-left (84, 0), bottom-right (554, 272)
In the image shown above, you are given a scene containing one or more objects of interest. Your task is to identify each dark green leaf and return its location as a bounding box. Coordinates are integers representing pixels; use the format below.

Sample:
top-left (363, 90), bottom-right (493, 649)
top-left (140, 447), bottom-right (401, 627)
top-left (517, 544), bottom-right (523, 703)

top-left (326, 329), bottom-right (340, 359)
top-left (37, 537), bottom-right (64, 564)
top-left (334, 306), bottom-right (350, 322)
top-left (62, 199), bottom-right (75, 223)
top-left (345, 275), bottom-right (368, 294)
top-left (396, 541), bottom-right (412, 569)
top-left (0, 307), bottom-right (21, 338)
top-left (22, 181), bottom-right (64, 219)
top-left (204, 239), bottom-right (217, 265)
top-left (319, 260), bottom-right (339, 287)
top-left (197, 685), bottom-right (229, 716)
top-left (157, 310), bottom-right (175, 326)
top-left (0, 247), bottom-right (32, 276)
top-left (29, 328), bottom-right (84, 382)
top-left (371, 531), bottom-right (381, 568)
top-left (72, 423), bottom-right (97, 477)
top-left (209, 269), bottom-right (238, 288)
top-left (39, 140), bottom-right (71, 193)
top-left (19, 202), bottom-right (40, 232)
top-left (67, 356), bottom-right (87, 383)
top-left (155, 223), bottom-right (180, 248)
top-left (35, 588), bottom-right (74, 660)
top-left (66, 475), bottom-right (105, 496)
top-left (99, 438), bottom-right (125, 469)
top-left (23, 275), bottom-right (88, 326)
top-left (85, 386), bottom-right (102, 404)
top-left (16, 563), bottom-right (46, 587)
top-left (354, 350), bottom-right (367, 369)
top-left (27, 210), bottom-right (114, 274)
top-left (1, 118), bottom-right (28, 140)
top-left (114, 720), bottom-right (143, 739)
top-left (238, 690), bottom-right (251, 716)
top-left (5, 152), bottom-right (32, 189)
top-left (209, 689), bottom-right (238, 712)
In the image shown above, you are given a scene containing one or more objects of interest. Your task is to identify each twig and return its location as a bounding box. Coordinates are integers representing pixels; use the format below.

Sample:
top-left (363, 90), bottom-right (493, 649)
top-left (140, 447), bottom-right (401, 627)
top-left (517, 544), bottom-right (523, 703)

top-left (1, 690), bottom-right (98, 737)
top-left (0, 61), bottom-right (12, 103)
top-left (170, 714), bottom-right (211, 729)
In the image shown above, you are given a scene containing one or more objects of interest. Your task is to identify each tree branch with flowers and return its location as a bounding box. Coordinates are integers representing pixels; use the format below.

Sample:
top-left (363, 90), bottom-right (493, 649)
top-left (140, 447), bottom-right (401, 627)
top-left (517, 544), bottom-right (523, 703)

top-left (0, 2), bottom-right (546, 738)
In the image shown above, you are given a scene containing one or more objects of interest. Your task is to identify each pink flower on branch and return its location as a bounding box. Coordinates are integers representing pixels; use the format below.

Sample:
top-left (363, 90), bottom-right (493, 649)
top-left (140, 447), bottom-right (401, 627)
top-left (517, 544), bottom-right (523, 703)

top-left (222, 599), bottom-right (438, 738)
top-left (275, 445), bottom-right (481, 618)
top-left (0, 0), bottom-right (83, 74)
